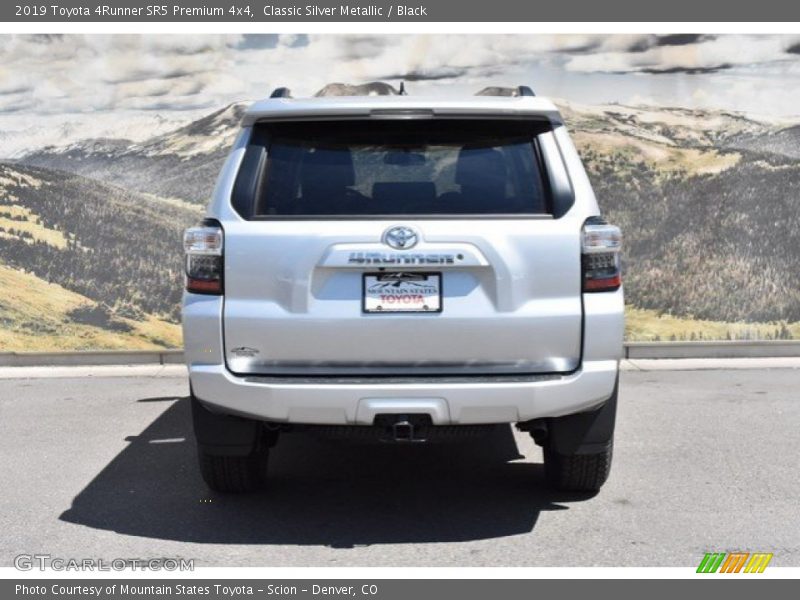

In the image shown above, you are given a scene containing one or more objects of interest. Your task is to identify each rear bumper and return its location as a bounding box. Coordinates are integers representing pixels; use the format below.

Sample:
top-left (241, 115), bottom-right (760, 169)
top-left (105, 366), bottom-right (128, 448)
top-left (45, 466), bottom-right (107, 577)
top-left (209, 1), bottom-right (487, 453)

top-left (188, 359), bottom-right (619, 425)
top-left (183, 287), bottom-right (624, 425)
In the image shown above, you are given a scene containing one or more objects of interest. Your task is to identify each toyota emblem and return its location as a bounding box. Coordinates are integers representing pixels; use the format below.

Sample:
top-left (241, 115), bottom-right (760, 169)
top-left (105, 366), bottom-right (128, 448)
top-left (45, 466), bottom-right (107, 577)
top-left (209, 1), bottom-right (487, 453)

top-left (382, 226), bottom-right (419, 250)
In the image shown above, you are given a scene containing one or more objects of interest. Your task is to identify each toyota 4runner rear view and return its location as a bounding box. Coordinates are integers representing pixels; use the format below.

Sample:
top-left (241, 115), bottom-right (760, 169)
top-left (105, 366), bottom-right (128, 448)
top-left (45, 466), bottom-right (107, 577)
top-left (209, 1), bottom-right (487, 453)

top-left (182, 83), bottom-right (624, 494)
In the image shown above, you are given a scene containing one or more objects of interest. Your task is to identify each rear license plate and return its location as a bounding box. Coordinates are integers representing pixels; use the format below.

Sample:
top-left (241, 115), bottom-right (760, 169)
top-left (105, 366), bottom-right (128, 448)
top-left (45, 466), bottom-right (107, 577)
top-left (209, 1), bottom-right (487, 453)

top-left (363, 272), bottom-right (442, 313)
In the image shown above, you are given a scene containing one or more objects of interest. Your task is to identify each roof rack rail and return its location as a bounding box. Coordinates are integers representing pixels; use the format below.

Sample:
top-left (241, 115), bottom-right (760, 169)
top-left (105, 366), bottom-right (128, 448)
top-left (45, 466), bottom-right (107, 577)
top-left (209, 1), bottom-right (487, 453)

top-left (315, 81), bottom-right (402, 97)
top-left (475, 85), bottom-right (536, 97)
top-left (270, 87), bottom-right (292, 98)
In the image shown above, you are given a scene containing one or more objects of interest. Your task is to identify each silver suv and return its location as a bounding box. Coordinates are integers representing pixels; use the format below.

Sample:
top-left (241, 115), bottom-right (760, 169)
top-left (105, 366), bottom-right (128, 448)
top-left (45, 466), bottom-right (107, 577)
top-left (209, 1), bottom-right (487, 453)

top-left (182, 83), bottom-right (624, 494)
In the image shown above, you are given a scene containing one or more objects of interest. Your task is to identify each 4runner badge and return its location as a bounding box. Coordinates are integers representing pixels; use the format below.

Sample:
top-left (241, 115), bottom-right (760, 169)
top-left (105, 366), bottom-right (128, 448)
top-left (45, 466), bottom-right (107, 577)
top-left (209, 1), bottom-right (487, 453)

top-left (383, 226), bottom-right (418, 250)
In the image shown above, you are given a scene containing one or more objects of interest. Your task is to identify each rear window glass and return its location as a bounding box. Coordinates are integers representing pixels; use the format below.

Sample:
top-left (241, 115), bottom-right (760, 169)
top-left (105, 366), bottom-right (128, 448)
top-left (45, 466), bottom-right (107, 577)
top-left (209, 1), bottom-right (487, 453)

top-left (246, 120), bottom-right (551, 217)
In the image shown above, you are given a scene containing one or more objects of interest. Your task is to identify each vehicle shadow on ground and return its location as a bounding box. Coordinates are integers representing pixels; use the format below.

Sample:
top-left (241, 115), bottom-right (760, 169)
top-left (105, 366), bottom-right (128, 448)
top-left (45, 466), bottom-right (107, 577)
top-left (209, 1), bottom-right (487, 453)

top-left (60, 397), bottom-right (594, 547)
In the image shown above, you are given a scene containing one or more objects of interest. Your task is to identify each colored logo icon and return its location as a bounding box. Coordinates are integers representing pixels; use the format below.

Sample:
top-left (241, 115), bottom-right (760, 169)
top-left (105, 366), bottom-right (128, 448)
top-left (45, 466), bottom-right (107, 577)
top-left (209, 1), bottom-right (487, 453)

top-left (697, 552), bottom-right (773, 573)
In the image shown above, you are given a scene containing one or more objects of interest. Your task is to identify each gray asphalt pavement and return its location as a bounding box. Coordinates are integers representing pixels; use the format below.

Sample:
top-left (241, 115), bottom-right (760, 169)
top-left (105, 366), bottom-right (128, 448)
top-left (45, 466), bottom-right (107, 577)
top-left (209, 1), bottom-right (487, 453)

top-left (1, 366), bottom-right (798, 567)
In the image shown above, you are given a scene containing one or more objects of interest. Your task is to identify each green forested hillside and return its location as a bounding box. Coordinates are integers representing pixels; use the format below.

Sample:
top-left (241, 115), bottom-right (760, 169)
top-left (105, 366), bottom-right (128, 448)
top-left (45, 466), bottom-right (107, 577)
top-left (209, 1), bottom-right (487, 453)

top-left (584, 149), bottom-right (800, 323)
top-left (0, 163), bottom-right (200, 330)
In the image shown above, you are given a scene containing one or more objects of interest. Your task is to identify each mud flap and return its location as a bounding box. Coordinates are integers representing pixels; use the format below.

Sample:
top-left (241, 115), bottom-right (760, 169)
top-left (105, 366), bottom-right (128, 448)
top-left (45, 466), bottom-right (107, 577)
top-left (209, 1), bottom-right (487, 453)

top-left (547, 374), bottom-right (618, 455)
top-left (191, 395), bottom-right (260, 457)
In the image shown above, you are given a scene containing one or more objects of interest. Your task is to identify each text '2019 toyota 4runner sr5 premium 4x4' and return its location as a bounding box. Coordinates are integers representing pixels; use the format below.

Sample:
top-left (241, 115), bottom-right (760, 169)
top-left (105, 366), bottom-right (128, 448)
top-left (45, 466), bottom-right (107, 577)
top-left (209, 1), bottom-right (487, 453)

top-left (182, 83), bottom-right (624, 494)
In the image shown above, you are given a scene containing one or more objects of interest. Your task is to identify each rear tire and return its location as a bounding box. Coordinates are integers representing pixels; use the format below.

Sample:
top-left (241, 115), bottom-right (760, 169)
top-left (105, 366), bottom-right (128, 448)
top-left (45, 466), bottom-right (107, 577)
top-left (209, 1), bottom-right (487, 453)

top-left (544, 440), bottom-right (613, 492)
top-left (542, 376), bottom-right (618, 493)
top-left (198, 448), bottom-right (270, 493)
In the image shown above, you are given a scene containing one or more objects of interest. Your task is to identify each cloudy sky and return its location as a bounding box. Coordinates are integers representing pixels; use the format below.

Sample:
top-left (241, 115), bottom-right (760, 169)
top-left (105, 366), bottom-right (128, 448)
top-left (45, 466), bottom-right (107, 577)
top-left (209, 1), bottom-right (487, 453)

top-left (1, 33), bottom-right (800, 151)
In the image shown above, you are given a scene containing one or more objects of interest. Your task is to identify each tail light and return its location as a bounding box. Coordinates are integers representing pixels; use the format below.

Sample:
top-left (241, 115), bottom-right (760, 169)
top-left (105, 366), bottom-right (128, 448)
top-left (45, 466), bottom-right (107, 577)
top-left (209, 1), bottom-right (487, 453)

top-left (184, 223), bottom-right (223, 295)
top-left (581, 218), bottom-right (622, 292)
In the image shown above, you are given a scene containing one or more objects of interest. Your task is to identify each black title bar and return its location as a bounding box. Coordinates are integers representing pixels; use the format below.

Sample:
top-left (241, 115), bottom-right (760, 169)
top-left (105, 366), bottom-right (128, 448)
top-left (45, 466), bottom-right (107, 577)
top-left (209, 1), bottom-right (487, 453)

top-left (4, 0), bottom-right (800, 22)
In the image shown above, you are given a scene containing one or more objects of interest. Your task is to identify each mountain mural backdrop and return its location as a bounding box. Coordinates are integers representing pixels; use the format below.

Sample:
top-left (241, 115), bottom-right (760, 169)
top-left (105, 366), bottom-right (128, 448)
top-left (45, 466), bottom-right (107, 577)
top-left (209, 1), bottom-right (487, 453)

top-left (2, 99), bottom-right (800, 350)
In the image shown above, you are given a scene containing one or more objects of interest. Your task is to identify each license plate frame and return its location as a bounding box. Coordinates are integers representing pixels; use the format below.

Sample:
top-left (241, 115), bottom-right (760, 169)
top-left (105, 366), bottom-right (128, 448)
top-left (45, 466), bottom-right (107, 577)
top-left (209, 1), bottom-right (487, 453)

top-left (362, 272), bottom-right (443, 314)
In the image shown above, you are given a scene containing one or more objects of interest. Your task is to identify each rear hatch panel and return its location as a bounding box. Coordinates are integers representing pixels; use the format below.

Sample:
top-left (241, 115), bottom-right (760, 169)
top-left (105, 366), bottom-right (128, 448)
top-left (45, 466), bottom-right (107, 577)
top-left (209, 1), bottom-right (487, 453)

top-left (223, 218), bottom-right (582, 376)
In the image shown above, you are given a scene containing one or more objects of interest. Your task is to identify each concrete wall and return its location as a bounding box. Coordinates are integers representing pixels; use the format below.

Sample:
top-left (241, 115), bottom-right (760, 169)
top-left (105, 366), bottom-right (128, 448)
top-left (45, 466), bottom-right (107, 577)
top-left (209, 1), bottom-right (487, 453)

top-left (1, 341), bottom-right (800, 366)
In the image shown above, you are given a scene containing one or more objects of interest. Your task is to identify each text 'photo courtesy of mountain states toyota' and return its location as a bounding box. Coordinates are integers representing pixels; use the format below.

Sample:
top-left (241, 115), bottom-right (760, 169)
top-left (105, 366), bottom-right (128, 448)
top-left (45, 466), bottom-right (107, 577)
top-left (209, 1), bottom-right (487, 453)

top-left (182, 83), bottom-right (624, 494)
